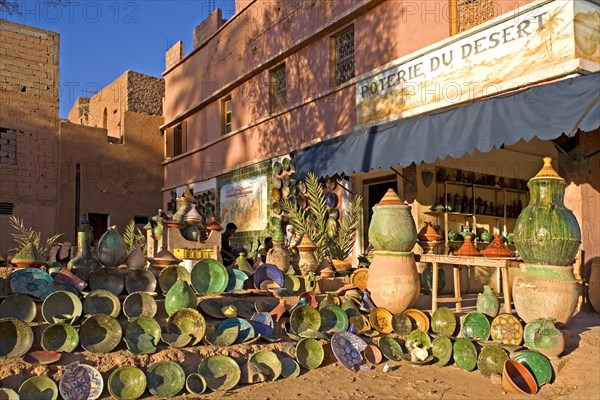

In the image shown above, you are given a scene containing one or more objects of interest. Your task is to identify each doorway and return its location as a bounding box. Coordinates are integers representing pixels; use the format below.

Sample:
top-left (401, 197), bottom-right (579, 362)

top-left (362, 176), bottom-right (398, 251)
top-left (88, 213), bottom-right (109, 245)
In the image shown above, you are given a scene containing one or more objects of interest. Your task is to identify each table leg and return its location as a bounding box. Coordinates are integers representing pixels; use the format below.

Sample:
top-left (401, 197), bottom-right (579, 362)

top-left (431, 261), bottom-right (439, 313)
top-left (502, 267), bottom-right (511, 313)
top-left (454, 266), bottom-right (461, 312)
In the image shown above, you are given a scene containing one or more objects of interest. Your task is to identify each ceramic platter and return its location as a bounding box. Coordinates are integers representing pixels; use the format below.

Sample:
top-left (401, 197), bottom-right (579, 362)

top-left (10, 268), bottom-right (54, 300)
top-left (461, 312), bottom-right (491, 341)
top-left (369, 308), bottom-right (393, 334)
top-left (330, 331), bottom-right (367, 370)
top-left (490, 313), bottom-right (523, 345)
top-left (402, 309), bottom-right (430, 332)
top-left (147, 361), bottom-right (185, 398)
top-left (198, 355), bottom-right (241, 391)
top-left (59, 362), bottom-right (104, 400)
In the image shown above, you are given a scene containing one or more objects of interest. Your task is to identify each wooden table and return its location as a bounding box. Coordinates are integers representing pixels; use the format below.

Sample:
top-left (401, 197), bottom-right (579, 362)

top-left (415, 254), bottom-right (522, 313)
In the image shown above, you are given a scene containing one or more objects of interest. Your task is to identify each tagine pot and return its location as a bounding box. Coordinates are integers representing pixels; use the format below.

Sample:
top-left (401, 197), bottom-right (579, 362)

top-left (296, 236), bottom-right (319, 277)
top-left (477, 285), bottom-right (500, 318)
top-left (97, 226), bottom-right (128, 268)
top-left (68, 228), bottom-right (101, 281)
top-left (513, 158), bottom-right (581, 266)
top-left (532, 318), bottom-right (565, 359)
top-left (126, 243), bottom-right (146, 270)
top-left (418, 222), bottom-right (442, 242)
top-left (513, 264), bottom-right (579, 324)
top-left (368, 189), bottom-right (417, 252)
top-left (367, 251), bottom-right (420, 313)
top-left (266, 240), bottom-right (290, 274)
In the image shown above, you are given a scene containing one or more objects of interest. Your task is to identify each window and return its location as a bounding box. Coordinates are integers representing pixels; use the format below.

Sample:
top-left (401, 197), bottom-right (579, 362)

top-left (270, 64), bottom-right (287, 113)
top-left (333, 25), bottom-right (355, 86)
top-left (0, 127), bottom-right (17, 165)
top-left (222, 95), bottom-right (232, 135)
top-left (102, 108), bottom-right (107, 129)
top-left (451, 0), bottom-right (496, 34)
top-left (88, 213), bottom-right (109, 244)
top-left (165, 121), bottom-right (187, 158)
top-left (0, 202), bottom-right (14, 215)
top-left (134, 216), bottom-right (148, 225)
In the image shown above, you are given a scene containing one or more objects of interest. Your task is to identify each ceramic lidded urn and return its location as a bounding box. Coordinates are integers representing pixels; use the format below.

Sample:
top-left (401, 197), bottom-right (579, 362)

top-left (97, 226), bottom-right (128, 268)
top-left (368, 189), bottom-right (417, 252)
top-left (126, 242), bottom-right (146, 270)
top-left (296, 235), bottom-right (319, 277)
top-left (513, 157), bottom-right (581, 266)
top-left (68, 219), bottom-right (101, 281)
top-left (477, 286), bottom-right (500, 318)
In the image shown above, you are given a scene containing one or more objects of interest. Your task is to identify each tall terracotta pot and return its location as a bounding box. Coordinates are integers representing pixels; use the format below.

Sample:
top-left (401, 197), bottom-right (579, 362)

top-left (367, 251), bottom-right (420, 313)
top-left (266, 240), bottom-right (290, 273)
top-left (296, 236), bottom-right (318, 277)
top-left (589, 262), bottom-right (600, 314)
top-left (513, 264), bottom-right (579, 324)
top-left (68, 228), bottom-right (101, 281)
top-left (368, 189), bottom-right (417, 252)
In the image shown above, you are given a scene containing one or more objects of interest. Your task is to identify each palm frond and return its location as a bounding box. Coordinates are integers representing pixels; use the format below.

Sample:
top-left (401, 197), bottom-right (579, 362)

top-left (123, 219), bottom-right (146, 253)
top-left (8, 215), bottom-right (62, 257)
top-left (328, 194), bottom-right (362, 260)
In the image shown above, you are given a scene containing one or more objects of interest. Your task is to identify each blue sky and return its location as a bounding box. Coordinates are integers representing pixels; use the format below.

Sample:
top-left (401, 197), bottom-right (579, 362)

top-left (3, 0), bottom-right (236, 118)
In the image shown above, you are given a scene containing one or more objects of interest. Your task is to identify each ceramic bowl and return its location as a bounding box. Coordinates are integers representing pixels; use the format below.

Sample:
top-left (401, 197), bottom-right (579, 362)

top-left (253, 264), bottom-right (285, 289)
top-left (108, 366), bottom-right (146, 400)
top-left (461, 312), bottom-right (491, 341)
top-left (478, 344), bottom-right (509, 377)
top-left (402, 309), bottom-right (430, 332)
top-left (369, 308), bottom-right (393, 334)
top-left (378, 336), bottom-right (405, 361)
top-left (9, 268), bottom-right (54, 300)
top-left (18, 376), bottom-right (58, 400)
top-left (491, 313), bottom-right (523, 345)
top-left (232, 300), bottom-right (255, 318)
top-left (280, 357), bottom-right (301, 378)
top-left (83, 289), bottom-right (121, 318)
top-left (79, 314), bottom-right (122, 353)
top-left (406, 329), bottom-right (432, 350)
top-left (363, 344), bottom-right (383, 365)
top-left (198, 355), bottom-right (241, 391)
top-left (216, 318), bottom-right (255, 344)
top-left (125, 269), bottom-right (156, 294)
top-left (41, 323), bottom-right (79, 353)
top-left (165, 280), bottom-right (197, 316)
top-left (147, 361), bottom-right (185, 398)
top-left (89, 267), bottom-right (124, 296)
top-left (158, 265), bottom-right (191, 294)
top-left (431, 335), bottom-right (453, 367)
top-left (191, 259), bottom-right (228, 294)
top-left (511, 350), bottom-right (553, 387)
top-left (248, 350), bottom-right (282, 381)
top-left (185, 373), bottom-right (206, 395)
top-left (0, 318), bottom-right (34, 359)
top-left (502, 359), bottom-right (539, 394)
top-left (254, 297), bottom-right (281, 314)
top-left (296, 338), bottom-right (324, 370)
top-left (291, 305), bottom-right (321, 335)
top-left (0, 293), bottom-right (37, 322)
top-left (453, 338), bottom-right (478, 371)
top-left (0, 388), bottom-right (19, 400)
top-left (203, 324), bottom-right (238, 347)
top-left (59, 362), bottom-right (103, 400)
top-left (42, 290), bottom-right (83, 324)
top-left (226, 269), bottom-right (249, 292)
top-left (167, 308), bottom-right (206, 346)
top-left (124, 316), bottom-right (161, 355)
top-left (391, 313), bottom-right (413, 336)
top-left (199, 298), bottom-right (229, 319)
top-left (319, 306), bottom-right (349, 334)
top-left (431, 307), bottom-right (457, 336)
top-left (249, 312), bottom-right (274, 337)
top-left (283, 275), bottom-right (304, 294)
top-left (123, 292), bottom-right (157, 320)
top-left (331, 331), bottom-right (367, 370)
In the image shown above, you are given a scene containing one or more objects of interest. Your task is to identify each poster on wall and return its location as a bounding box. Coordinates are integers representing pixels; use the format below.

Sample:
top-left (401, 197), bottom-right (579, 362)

top-left (220, 175), bottom-right (268, 232)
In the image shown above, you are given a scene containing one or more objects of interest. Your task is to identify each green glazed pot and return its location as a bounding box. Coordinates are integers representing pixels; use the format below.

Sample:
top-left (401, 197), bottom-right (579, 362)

top-left (68, 229), bottom-right (101, 281)
top-left (524, 318), bottom-right (564, 358)
top-left (477, 286), bottom-right (500, 318)
top-left (108, 366), bottom-right (146, 400)
top-left (480, 231), bottom-right (494, 243)
top-left (165, 280), bottom-right (197, 316)
top-left (368, 189), bottom-right (417, 252)
top-left (513, 158), bottom-right (581, 266)
top-left (97, 226), bottom-right (128, 268)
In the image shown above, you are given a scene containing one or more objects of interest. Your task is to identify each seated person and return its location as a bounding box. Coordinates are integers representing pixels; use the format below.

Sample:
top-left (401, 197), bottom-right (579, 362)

top-left (221, 223), bottom-right (237, 265)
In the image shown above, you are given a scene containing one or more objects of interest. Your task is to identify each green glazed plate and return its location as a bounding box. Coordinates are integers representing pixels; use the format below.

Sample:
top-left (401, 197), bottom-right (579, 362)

top-left (296, 338), bottom-right (324, 370)
top-left (248, 350), bottom-right (282, 381)
top-left (123, 292), bottom-right (157, 320)
top-left (280, 357), bottom-right (301, 378)
top-left (168, 308), bottom-right (206, 346)
top-left (431, 335), bottom-right (453, 367)
top-left (477, 345), bottom-right (508, 378)
top-left (0, 388), bottom-right (19, 400)
top-left (0, 293), bottom-right (37, 322)
top-left (198, 355), bottom-right (241, 391)
top-left (158, 265), bottom-right (191, 294)
top-left (319, 306), bottom-right (349, 334)
top-left (391, 313), bottom-right (412, 336)
top-left (512, 350), bottom-right (553, 386)
top-left (378, 336), bottom-right (405, 361)
top-left (147, 361), bottom-right (185, 398)
top-left (453, 338), bottom-right (478, 371)
top-left (431, 307), bottom-right (457, 336)
top-left (406, 329), bottom-right (432, 350)
top-left (191, 259), bottom-right (228, 294)
top-left (0, 318), bottom-right (34, 359)
top-left (41, 323), bottom-right (79, 353)
top-left (108, 366), bottom-right (146, 400)
top-left (19, 376), bottom-right (58, 400)
top-left (124, 316), bottom-right (161, 355)
top-left (461, 312), bottom-right (491, 341)
top-left (83, 289), bottom-right (121, 318)
top-left (291, 305), bottom-right (321, 334)
top-left (80, 314), bottom-right (122, 353)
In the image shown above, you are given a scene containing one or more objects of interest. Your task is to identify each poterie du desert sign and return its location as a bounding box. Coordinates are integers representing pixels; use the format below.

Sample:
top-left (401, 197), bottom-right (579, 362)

top-left (356, 0), bottom-right (600, 124)
top-left (220, 175), bottom-right (268, 232)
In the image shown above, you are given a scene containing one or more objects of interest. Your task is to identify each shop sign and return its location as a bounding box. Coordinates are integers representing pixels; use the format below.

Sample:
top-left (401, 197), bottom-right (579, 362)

top-left (356, 0), bottom-right (600, 124)
top-left (220, 175), bottom-right (268, 232)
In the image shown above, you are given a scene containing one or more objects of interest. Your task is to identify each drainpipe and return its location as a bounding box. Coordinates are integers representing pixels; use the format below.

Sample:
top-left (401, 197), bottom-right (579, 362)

top-left (75, 163), bottom-right (81, 240)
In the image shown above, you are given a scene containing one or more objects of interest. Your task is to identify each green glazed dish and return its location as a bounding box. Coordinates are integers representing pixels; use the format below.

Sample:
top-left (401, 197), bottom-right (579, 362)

top-left (0, 317), bottom-right (34, 359)
top-left (42, 290), bottom-right (83, 324)
top-left (512, 350), bottom-right (553, 386)
top-left (165, 280), bottom-right (197, 316)
top-left (248, 350), bottom-right (282, 381)
top-left (0, 388), bottom-right (19, 400)
top-left (147, 361), bottom-right (185, 398)
top-left (18, 376), bottom-right (58, 400)
top-left (453, 338), bottom-right (478, 371)
top-left (89, 267), bottom-right (124, 296)
top-left (41, 323), bottom-right (79, 353)
top-left (280, 357), bottom-right (301, 378)
top-left (0, 293), bottom-right (37, 322)
top-left (185, 373), bottom-right (206, 395)
top-left (461, 312), bottom-right (491, 341)
top-left (477, 345), bottom-right (508, 377)
top-left (191, 259), bottom-right (228, 294)
top-left (84, 289), bottom-right (121, 318)
top-left (431, 335), bottom-right (453, 367)
top-left (123, 292), bottom-right (157, 320)
top-left (168, 308), bottom-right (206, 346)
top-left (80, 314), bottom-right (122, 353)
top-left (406, 329), bottom-right (432, 350)
top-left (198, 355), bottom-right (241, 391)
top-left (158, 265), bottom-right (191, 294)
top-left (124, 316), bottom-right (161, 355)
top-left (108, 366), bottom-right (146, 400)
top-left (378, 336), bottom-right (405, 361)
top-left (431, 307), bottom-right (457, 336)
top-left (391, 313), bottom-right (412, 336)
top-left (319, 306), bottom-right (349, 334)
top-left (296, 338), bottom-right (324, 370)
top-left (291, 305), bottom-right (321, 334)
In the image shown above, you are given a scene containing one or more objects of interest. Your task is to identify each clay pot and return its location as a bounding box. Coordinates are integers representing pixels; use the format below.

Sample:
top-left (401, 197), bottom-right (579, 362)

top-left (513, 158), bottom-right (581, 266)
top-left (68, 229), bottom-right (101, 281)
top-left (366, 251), bottom-right (420, 314)
top-left (502, 360), bottom-right (538, 394)
top-left (418, 222), bottom-right (442, 242)
top-left (172, 198), bottom-right (191, 224)
top-left (589, 262), bottom-right (600, 314)
top-left (266, 240), bottom-right (290, 273)
top-left (454, 236), bottom-right (481, 257)
top-left (368, 189), bottom-right (417, 252)
top-left (126, 243), bottom-right (146, 270)
top-left (481, 235), bottom-right (513, 258)
top-left (296, 236), bottom-right (318, 277)
top-left (532, 318), bottom-right (565, 359)
top-left (513, 264), bottom-right (579, 324)
top-left (477, 285), bottom-right (500, 318)
top-left (97, 226), bottom-right (128, 268)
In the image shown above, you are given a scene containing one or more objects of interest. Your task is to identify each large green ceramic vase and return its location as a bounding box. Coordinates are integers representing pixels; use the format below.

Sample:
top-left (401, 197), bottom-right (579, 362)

top-left (97, 226), bottom-right (128, 268)
top-left (67, 222), bottom-right (101, 281)
top-left (366, 189), bottom-right (420, 313)
top-left (512, 158), bottom-right (580, 324)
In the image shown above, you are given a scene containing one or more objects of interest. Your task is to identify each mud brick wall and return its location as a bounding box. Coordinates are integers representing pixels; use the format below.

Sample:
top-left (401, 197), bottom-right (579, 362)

top-left (126, 71), bottom-right (164, 116)
top-left (165, 41), bottom-right (184, 71)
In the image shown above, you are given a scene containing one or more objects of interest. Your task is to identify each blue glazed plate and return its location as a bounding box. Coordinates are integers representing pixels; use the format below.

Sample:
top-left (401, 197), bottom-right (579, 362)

top-left (226, 269), bottom-right (248, 292)
top-left (330, 331), bottom-right (367, 370)
top-left (10, 268), bottom-right (54, 300)
top-left (249, 312), bottom-right (274, 337)
top-left (59, 362), bottom-right (104, 400)
top-left (253, 264), bottom-right (284, 289)
top-left (217, 318), bottom-right (255, 344)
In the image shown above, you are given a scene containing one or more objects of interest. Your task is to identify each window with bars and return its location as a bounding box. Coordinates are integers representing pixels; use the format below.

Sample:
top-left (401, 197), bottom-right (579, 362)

top-left (0, 202), bottom-right (14, 215)
top-left (270, 64), bottom-right (287, 113)
top-left (0, 127), bottom-right (17, 165)
top-left (333, 26), bottom-right (355, 86)
top-left (222, 95), bottom-right (232, 135)
top-left (454, 0), bottom-right (496, 34)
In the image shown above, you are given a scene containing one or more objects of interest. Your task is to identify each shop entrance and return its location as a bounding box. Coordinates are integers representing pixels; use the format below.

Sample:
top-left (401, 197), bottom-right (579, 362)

top-left (362, 176), bottom-right (398, 251)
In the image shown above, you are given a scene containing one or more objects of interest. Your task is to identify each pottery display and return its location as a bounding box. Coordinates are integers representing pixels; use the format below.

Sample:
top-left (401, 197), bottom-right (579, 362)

top-left (477, 285), bottom-right (500, 318)
top-left (42, 290), bottom-right (83, 324)
top-left (79, 314), bottom-right (122, 353)
top-left (477, 345), bottom-right (508, 378)
top-left (453, 338), bottom-right (478, 371)
top-left (18, 376), bottom-right (58, 400)
top-left (248, 350), bottom-right (282, 381)
top-left (84, 289), bottom-right (121, 318)
top-left (126, 243), bottom-right (146, 270)
top-left (147, 361), bottom-right (185, 398)
top-left (319, 306), bottom-right (349, 334)
top-left (431, 307), bottom-right (457, 336)
top-left (331, 331), bottom-right (367, 370)
top-left (0, 293), bottom-right (36, 322)
top-left (59, 362), bottom-right (103, 400)
top-left (125, 269), bottom-right (157, 294)
top-left (165, 280), bottom-right (197, 316)
top-left (378, 336), bottom-right (404, 361)
top-left (490, 313), bottom-right (523, 346)
top-left (296, 338), bottom-right (324, 369)
top-left (124, 316), bottom-right (161, 355)
top-left (431, 335), bottom-right (453, 367)
top-left (191, 259), bottom-right (228, 294)
top-left (10, 242), bottom-right (46, 268)
top-left (502, 359), bottom-right (539, 394)
top-left (369, 307), bottom-right (394, 334)
top-left (108, 366), bottom-right (146, 400)
top-left (296, 236), bottom-right (319, 276)
top-left (511, 350), bottom-right (553, 387)
top-left (185, 373), bottom-right (207, 395)
top-left (481, 235), bottom-right (513, 258)
top-left (0, 318), bottom-right (34, 359)
top-left (461, 312), bottom-right (491, 341)
top-left (123, 291), bottom-right (157, 319)
top-left (68, 227), bottom-right (101, 281)
top-left (198, 355), bottom-right (241, 391)
top-left (402, 308), bottom-right (430, 332)
top-left (158, 265), bottom-right (191, 294)
top-left (368, 189), bottom-right (417, 252)
top-left (89, 267), bottom-right (124, 296)
top-left (10, 268), bottom-right (54, 300)
top-left (97, 226), bottom-right (128, 267)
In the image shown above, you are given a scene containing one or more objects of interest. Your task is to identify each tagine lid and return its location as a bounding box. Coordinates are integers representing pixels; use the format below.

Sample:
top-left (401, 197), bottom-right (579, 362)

top-left (154, 248), bottom-right (181, 262)
top-left (297, 235), bottom-right (317, 251)
top-left (481, 235), bottom-right (513, 257)
top-left (206, 217), bottom-right (223, 231)
top-left (454, 236), bottom-right (481, 257)
top-left (375, 189), bottom-right (404, 206)
top-left (533, 157), bottom-right (562, 180)
top-left (183, 186), bottom-right (196, 203)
